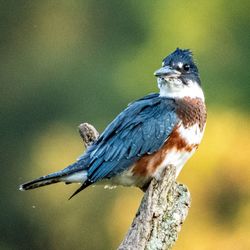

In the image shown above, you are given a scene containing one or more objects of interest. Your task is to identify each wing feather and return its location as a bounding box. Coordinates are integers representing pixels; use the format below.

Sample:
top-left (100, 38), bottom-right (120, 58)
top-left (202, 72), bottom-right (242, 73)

top-left (76, 94), bottom-right (178, 183)
top-left (84, 96), bottom-right (178, 182)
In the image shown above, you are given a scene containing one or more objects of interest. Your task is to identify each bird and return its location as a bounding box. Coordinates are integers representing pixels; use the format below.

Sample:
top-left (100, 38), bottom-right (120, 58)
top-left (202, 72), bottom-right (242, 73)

top-left (19, 48), bottom-right (207, 199)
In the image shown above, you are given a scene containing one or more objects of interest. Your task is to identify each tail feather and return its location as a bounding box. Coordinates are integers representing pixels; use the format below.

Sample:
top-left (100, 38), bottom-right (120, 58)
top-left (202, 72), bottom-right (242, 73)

top-left (19, 165), bottom-right (89, 196)
top-left (68, 180), bottom-right (92, 200)
top-left (19, 172), bottom-right (63, 191)
top-left (19, 159), bottom-right (90, 198)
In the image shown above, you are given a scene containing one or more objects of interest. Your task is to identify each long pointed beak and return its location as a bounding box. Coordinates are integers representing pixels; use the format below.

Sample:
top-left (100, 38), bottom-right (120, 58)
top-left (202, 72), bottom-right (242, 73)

top-left (154, 66), bottom-right (180, 77)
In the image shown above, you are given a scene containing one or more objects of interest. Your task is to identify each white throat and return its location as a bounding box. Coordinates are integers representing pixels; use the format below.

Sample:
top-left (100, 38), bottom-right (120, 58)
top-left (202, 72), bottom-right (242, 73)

top-left (158, 78), bottom-right (204, 101)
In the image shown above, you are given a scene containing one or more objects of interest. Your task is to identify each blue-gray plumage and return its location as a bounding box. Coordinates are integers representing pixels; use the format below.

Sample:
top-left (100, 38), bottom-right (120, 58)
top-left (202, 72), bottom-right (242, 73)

top-left (19, 48), bottom-right (206, 199)
top-left (74, 94), bottom-right (178, 180)
top-left (56, 94), bottom-right (178, 198)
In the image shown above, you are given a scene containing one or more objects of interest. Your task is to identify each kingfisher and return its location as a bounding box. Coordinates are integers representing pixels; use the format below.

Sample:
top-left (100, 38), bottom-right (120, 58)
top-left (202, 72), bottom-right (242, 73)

top-left (19, 48), bottom-right (207, 199)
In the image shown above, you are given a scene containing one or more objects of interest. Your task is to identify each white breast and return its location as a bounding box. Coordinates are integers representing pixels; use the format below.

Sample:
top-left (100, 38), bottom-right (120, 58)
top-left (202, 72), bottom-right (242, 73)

top-left (178, 122), bottom-right (206, 145)
top-left (154, 122), bottom-right (205, 179)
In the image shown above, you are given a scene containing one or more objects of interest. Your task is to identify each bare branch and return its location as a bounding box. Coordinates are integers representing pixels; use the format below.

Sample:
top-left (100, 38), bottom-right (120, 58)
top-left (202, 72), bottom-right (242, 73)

top-left (78, 123), bottom-right (99, 147)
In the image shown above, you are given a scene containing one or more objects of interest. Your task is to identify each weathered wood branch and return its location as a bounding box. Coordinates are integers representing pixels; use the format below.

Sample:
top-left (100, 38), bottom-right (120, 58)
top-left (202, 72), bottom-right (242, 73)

top-left (78, 123), bottom-right (191, 250)
top-left (118, 168), bottom-right (190, 250)
top-left (78, 123), bottom-right (99, 147)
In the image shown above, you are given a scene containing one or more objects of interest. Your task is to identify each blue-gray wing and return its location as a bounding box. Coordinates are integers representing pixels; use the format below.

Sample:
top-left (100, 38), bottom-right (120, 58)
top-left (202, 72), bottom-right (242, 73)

top-left (77, 94), bottom-right (179, 183)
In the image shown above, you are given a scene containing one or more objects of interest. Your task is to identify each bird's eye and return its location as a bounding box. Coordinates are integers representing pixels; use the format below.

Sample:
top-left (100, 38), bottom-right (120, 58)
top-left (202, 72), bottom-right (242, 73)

top-left (183, 64), bottom-right (190, 71)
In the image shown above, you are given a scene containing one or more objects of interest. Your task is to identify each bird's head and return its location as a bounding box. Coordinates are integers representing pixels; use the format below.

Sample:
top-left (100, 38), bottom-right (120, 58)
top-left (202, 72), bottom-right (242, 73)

top-left (154, 48), bottom-right (204, 100)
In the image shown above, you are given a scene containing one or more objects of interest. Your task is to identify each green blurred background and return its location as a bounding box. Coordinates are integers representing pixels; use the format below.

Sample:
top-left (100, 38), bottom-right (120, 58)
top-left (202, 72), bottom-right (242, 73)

top-left (1, 1), bottom-right (249, 249)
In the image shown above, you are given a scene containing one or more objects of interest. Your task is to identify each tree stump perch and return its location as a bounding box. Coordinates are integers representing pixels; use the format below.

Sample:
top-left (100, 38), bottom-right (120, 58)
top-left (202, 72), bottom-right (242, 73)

top-left (78, 123), bottom-right (191, 250)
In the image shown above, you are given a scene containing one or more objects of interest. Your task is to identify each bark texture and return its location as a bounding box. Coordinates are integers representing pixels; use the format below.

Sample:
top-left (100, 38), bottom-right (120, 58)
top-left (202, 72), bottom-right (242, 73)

top-left (79, 123), bottom-right (191, 250)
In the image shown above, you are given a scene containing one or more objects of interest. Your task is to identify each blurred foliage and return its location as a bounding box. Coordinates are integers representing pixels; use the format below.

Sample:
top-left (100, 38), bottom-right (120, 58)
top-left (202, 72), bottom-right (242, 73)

top-left (0, 0), bottom-right (249, 249)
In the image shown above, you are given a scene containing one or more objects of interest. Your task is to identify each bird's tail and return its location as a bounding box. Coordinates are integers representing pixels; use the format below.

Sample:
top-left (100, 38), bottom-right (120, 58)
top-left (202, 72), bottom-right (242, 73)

top-left (19, 165), bottom-right (88, 191)
top-left (19, 171), bottom-right (65, 191)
